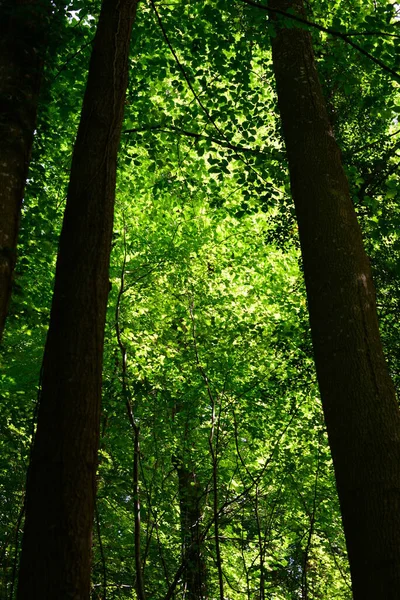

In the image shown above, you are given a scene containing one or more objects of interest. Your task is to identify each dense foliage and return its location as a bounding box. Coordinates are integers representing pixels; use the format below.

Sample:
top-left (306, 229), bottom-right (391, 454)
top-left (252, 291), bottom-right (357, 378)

top-left (1, 0), bottom-right (399, 597)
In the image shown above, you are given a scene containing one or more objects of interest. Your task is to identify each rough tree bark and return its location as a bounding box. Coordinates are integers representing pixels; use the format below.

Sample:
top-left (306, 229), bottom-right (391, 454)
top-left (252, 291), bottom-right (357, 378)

top-left (17, 0), bottom-right (138, 596)
top-left (0, 0), bottom-right (52, 340)
top-left (269, 1), bottom-right (400, 597)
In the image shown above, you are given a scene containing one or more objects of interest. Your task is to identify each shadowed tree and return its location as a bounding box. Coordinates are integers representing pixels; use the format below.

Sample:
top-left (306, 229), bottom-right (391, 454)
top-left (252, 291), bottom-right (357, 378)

top-left (0, 0), bottom-right (54, 340)
top-left (17, 0), bottom-right (139, 596)
top-left (269, 0), bottom-right (400, 597)
top-left (174, 454), bottom-right (208, 599)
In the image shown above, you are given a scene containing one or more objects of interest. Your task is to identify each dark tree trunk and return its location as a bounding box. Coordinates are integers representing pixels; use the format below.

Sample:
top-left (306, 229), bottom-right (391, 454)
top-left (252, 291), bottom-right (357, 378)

top-left (175, 460), bottom-right (207, 600)
top-left (17, 0), bottom-right (138, 596)
top-left (269, 0), bottom-right (400, 597)
top-left (0, 0), bottom-right (51, 340)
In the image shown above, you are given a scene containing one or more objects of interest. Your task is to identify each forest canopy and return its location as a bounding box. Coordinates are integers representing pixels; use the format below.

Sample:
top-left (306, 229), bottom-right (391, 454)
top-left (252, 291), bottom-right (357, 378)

top-left (0, 0), bottom-right (400, 598)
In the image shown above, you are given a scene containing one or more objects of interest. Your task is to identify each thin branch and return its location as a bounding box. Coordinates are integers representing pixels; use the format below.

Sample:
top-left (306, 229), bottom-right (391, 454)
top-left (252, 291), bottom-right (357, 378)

top-left (343, 30), bottom-right (400, 38)
top-left (240, 505), bottom-right (252, 600)
top-left (51, 39), bottom-right (94, 82)
top-left (150, 0), bottom-right (226, 139)
top-left (95, 501), bottom-right (107, 600)
top-left (233, 416), bottom-right (265, 598)
top-left (233, 411), bottom-right (256, 484)
top-left (142, 520), bottom-right (155, 577)
top-left (238, 0), bottom-right (400, 81)
top-left (139, 453), bottom-right (172, 590)
top-left (188, 299), bottom-right (224, 600)
top-left (325, 533), bottom-right (352, 592)
top-left (115, 218), bottom-right (146, 600)
top-left (133, 426), bottom-right (146, 600)
top-left (9, 362), bottom-right (45, 599)
top-left (92, 583), bottom-right (134, 590)
top-left (9, 501), bottom-right (25, 600)
top-left (150, 0), bottom-right (273, 187)
top-left (124, 124), bottom-right (267, 155)
top-left (301, 434), bottom-right (321, 600)
top-left (351, 127), bottom-right (400, 155)
top-left (222, 568), bottom-right (249, 595)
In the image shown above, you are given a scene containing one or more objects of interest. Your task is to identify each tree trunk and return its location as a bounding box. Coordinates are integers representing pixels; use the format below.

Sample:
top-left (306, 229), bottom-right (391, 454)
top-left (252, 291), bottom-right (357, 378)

top-left (0, 0), bottom-right (51, 340)
top-left (17, 0), bottom-right (138, 596)
top-left (175, 459), bottom-right (207, 600)
top-left (269, 1), bottom-right (400, 597)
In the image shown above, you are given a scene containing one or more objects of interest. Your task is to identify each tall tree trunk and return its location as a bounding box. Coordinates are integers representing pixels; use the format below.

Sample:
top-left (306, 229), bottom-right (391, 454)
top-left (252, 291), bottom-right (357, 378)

top-left (172, 395), bottom-right (207, 599)
top-left (269, 1), bottom-right (400, 597)
top-left (174, 459), bottom-right (207, 599)
top-left (0, 0), bottom-right (51, 340)
top-left (17, 0), bottom-right (138, 596)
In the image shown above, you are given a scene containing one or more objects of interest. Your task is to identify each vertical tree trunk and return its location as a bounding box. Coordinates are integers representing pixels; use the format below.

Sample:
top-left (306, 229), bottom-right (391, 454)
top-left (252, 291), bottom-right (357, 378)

top-left (17, 0), bottom-right (138, 596)
top-left (172, 399), bottom-right (207, 599)
top-left (0, 0), bottom-right (51, 340)
top-left (175, 459), bottom-right (207, 599)
top-left (269, 1), bottom-right (400, 597)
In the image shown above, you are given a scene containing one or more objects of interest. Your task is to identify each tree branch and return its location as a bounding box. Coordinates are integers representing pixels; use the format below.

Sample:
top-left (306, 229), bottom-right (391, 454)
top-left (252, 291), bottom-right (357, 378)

top-left (124, 124), bottom-right (267, 155)
top-left (238, 0), bottom-right (400, 81)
